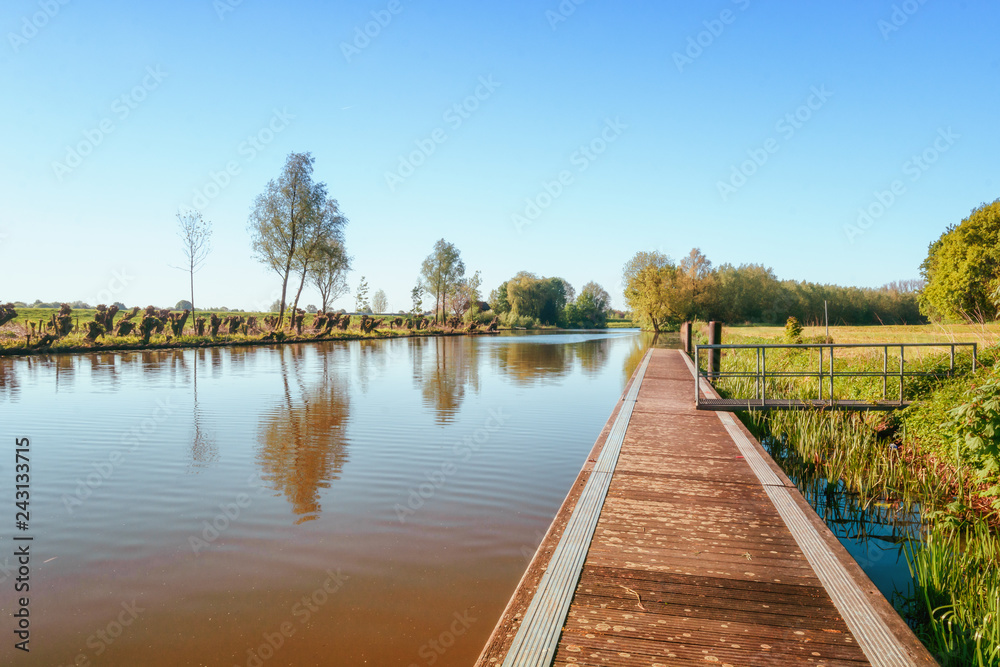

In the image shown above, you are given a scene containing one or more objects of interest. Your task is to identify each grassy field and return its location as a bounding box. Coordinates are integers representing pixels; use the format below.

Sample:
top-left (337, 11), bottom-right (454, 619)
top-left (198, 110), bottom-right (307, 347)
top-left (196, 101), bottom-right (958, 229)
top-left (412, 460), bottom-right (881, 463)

top-left (725, 322), bottom-right (999, 349)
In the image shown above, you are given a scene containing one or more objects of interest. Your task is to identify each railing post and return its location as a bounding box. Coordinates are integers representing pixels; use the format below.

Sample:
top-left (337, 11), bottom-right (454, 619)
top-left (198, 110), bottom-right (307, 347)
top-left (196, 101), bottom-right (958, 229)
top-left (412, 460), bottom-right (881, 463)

top-left (707, 321), bottom-right (722, 379)
top-left (883, 346), bottom-right (888, 400)
top-left (829, 346), bottom-right (835, 405)
top-left (761, 347), bottom-right (767, 404)
top-left (818, 347), bottom-right (823, 401)
top-left (973, 343), bottom-right (978, 372)
top-left (899, 345), bottom-right (905, 404)
top-left (694, 345), bottom-right (700, 407)
top-left (950, 344), bottom-right (955, 376)
top-left (680, 322), bottom-right (692, 354)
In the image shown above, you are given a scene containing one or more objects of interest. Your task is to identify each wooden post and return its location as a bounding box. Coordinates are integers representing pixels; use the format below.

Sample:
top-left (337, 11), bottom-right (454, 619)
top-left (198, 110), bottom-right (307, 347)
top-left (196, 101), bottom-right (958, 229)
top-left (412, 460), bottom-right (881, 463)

top-left (707, 321), bottom-right (722, 379)
top-left (680, 322), bottom-right (691, 354)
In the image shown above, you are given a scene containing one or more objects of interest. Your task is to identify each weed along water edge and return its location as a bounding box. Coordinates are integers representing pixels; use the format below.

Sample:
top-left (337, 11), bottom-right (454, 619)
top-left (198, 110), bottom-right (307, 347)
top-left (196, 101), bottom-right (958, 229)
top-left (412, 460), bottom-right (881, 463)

top-left (703, 326), bottom-right (1000, 665)
top-left (0, 331), bottom-right (655, 666)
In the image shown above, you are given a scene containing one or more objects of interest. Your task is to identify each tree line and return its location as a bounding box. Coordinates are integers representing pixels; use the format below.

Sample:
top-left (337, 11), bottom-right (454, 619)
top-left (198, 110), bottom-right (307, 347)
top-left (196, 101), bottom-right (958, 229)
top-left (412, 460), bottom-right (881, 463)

top-left (623, 248), bottom-right (924, 332)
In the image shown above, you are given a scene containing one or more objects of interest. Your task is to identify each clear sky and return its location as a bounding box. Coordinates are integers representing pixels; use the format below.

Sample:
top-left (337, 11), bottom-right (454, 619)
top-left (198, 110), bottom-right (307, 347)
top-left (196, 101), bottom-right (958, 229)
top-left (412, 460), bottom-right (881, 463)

top-left (2, 0), bottom-right (997, 312)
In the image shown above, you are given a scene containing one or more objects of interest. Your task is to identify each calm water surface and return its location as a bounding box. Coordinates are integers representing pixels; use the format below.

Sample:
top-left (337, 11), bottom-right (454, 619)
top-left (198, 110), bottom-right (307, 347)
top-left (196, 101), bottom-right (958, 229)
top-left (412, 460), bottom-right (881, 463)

top-left (0, 331), bottom-right (655, 666)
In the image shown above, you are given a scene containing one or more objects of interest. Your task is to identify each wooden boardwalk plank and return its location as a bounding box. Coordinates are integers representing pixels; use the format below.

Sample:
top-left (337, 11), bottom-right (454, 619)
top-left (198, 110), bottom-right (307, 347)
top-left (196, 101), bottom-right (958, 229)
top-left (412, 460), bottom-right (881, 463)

top-left (476, 349), bottom-right (935, 667)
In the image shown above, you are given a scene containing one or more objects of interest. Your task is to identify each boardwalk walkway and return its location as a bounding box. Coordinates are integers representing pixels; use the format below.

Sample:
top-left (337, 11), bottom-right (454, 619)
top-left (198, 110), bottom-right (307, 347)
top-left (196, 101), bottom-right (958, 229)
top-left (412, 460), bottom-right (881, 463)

top-left (476, 348), bottom-right (934, 667)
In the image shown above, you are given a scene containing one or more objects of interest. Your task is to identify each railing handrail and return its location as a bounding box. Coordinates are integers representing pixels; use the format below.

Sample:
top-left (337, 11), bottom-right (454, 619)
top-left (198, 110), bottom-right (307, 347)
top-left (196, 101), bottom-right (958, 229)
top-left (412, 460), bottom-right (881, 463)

top-left (693, 341), bottom-right (978, 409)
top-left (696, 342), bottom-right (979, 349)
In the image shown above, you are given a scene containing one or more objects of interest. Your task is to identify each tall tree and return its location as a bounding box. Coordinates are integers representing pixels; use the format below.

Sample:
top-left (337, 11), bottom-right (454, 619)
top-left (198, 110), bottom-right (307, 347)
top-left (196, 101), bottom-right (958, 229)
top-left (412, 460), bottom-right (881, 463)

top-left (175, 210), bottom-right (212, 315)
top-left (311, 238), bottom-right (351, 312)
top-left (489, 281), bottom-right (511, 314)
top-left (290, 195), bottom-right (348, 318)
top-left (420, 239), bottom-right (465, 323)
top-left (248, 152), bottom-right (330, 328)
top-left (355, 276), bottom-right (370, 312)
top-left (920, 199), bottom-right (1000, 321)
top-left (410, 283), bottom-right (424, 315)
top-left (622, 251), bottom-right (679, 333)
top-left (371, 289), bottom-right (388, 314)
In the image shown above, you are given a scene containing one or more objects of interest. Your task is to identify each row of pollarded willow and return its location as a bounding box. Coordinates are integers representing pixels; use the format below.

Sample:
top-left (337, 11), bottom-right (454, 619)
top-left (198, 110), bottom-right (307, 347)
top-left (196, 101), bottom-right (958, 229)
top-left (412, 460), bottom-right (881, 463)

top-left (0, 302), bottom-right (499, 354)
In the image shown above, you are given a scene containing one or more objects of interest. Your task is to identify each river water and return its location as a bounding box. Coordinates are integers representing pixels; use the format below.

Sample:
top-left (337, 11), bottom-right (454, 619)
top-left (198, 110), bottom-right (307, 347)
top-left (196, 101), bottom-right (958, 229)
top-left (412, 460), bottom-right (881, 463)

top-left (0, 331), bottom-right (654, 666)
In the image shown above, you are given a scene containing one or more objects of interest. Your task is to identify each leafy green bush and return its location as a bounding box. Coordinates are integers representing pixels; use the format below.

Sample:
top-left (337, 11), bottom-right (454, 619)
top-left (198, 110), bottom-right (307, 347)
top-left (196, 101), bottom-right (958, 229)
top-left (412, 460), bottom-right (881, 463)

top-left (784, 316), bottom-right (803, 343)
top-left (947, 367), bottom-right (1000, 501)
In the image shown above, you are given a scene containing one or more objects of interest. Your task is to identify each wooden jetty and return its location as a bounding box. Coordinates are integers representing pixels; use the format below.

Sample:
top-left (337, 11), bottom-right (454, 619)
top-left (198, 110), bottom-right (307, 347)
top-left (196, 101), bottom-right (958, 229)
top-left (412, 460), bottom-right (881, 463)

top-left (476, 348), bottom-right (935, 667)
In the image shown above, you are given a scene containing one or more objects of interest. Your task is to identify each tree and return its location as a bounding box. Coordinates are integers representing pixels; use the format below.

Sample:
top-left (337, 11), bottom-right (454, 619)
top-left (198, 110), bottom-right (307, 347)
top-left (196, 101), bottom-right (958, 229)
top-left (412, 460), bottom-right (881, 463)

top-left (420, 239), bottom-right (465, 323)
top-left (579, 281), bottom-right (611, 314)
top-left (372, 289), bottom-right (388, 314)
top-left (248, 152), bottom-right (344, 328)
top-left (175, 210), bottom-right (211, 315)
top-left (355, 276), bottom-right (370, 312)
top-left (311, 238), bottom-right (351, 312)
top-left (410, 283), bottom-right (424, 315)
top-left (920, 199), bottom-right (1000, 321)
top-left (622, 251), bottom-right (679, 333)
top-left (175, 300), bottom-right (193, 311)
top-left (448, 270), bottom-right (482, 315)
top-left (676, 248), bottom-right (715, 320)
top-left (489, 281), bottom-right (510, 314)
top-left (290, 195), bottom-right (348, 318)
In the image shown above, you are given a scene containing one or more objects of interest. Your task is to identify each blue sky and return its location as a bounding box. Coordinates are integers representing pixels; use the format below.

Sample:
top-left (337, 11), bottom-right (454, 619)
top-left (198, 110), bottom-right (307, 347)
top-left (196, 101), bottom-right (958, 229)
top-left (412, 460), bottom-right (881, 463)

top-left (1, 0), bottom-right (997, 311)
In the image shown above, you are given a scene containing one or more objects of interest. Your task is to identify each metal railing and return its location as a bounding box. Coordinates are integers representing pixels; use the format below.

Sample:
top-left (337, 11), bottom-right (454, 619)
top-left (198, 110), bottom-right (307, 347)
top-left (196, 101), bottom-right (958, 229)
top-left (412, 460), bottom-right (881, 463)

top-left (694, 342), bottom-right (978, 409)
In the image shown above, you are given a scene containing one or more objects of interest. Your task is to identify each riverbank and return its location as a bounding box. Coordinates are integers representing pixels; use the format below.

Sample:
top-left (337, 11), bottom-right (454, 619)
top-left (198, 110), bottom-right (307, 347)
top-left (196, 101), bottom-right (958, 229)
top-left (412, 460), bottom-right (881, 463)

top-left (0, 327), bottom-right (502, 358)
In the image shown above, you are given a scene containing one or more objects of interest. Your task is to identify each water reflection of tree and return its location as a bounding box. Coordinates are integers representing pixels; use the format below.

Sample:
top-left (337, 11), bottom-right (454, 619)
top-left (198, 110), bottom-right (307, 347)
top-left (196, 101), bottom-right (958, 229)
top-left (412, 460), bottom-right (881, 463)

top-left (573, 338), bottom-right (611, 376)
top-left (188, 349), bottom-right (217, 469)
top-left (256, 346), bottom-right (350, 523)
top-left (0, 358), bottom-right (20, 401)
top-left (411, 337), bottom-right (481, 423)
top-left (491, 340), bottom-right (572, 386)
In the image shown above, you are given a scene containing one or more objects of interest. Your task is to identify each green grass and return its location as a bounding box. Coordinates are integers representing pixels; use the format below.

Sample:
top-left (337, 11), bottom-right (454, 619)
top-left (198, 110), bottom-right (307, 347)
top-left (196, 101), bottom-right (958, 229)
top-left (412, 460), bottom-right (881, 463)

top-left (704, 325), bottom-right (1000, 664)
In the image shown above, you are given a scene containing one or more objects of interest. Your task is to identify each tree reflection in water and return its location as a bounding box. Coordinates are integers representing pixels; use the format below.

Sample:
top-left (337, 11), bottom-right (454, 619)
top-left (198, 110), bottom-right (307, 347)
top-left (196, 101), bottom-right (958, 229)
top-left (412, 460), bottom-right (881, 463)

top-left (411, 336), bottom-right (481, 424)
top-left (256, 346), bottom-right (350, 523)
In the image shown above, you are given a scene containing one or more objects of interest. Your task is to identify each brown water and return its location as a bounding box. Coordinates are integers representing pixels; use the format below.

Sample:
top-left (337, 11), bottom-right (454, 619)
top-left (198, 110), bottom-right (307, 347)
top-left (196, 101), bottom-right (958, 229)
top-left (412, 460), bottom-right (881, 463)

top-left (0, 331), bottom-right (655, 666)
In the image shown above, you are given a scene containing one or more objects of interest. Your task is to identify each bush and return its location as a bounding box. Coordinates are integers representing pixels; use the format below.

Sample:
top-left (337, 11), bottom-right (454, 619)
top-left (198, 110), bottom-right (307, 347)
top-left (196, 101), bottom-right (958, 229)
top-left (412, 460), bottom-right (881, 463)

top-left (784, 316), bottom-right (803, 343)
top-left (500, 312), bottom-right (538, 329)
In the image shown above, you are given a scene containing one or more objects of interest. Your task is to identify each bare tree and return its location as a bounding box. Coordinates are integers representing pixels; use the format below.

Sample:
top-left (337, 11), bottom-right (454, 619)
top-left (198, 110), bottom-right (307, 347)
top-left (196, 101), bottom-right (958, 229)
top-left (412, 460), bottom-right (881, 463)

top-left (371, 289), bottom-right (388, 314)
top-left (175, 210), bottom-right (212, 315)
